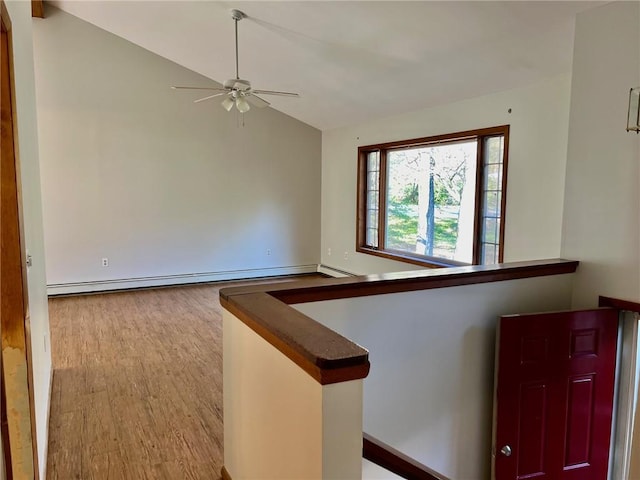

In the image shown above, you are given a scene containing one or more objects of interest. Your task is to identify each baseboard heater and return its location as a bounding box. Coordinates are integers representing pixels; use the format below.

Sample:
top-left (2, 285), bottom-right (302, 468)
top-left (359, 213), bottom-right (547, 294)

top-left (317, 264), bottom-right (358, 278)
top-left (47, 264), bottom-right (320, 296)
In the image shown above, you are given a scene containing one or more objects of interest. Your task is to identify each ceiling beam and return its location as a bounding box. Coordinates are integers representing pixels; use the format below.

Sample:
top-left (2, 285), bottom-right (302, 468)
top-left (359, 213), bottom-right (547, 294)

top-left (31, 0), bottom-right (44, 18)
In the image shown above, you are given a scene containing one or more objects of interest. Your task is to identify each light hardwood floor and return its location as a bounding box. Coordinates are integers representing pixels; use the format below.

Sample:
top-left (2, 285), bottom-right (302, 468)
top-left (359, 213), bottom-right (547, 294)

top-left (46, 276), bottom-right (318, 480)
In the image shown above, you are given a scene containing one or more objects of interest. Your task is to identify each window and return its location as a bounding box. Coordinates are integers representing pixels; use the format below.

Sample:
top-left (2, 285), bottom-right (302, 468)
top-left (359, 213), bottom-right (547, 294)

top-left (357, 125), bottom-right (509, 267)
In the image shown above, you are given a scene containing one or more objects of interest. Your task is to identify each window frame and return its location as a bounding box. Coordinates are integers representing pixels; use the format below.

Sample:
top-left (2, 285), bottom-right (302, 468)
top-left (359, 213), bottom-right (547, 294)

top-left (356, 125), bottom-right (510, 268)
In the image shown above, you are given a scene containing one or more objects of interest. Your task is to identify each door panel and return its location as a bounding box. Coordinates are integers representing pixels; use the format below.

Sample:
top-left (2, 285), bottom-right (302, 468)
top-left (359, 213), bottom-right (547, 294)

top-left (494, 309), bottom-right (618, 480)
top-left (564, 374), bottom-right (594, 467)
top-left (516, 382), bottom-right (547, 477)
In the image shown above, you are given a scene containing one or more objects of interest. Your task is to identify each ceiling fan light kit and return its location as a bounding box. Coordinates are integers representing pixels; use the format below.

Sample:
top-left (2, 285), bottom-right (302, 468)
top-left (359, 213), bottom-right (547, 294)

top-left (221, 97), bottom-right (234, 112)
top-left (236, 96), bottom-right (250, 113)
top-left (171, 9), bottom-right (299, 116)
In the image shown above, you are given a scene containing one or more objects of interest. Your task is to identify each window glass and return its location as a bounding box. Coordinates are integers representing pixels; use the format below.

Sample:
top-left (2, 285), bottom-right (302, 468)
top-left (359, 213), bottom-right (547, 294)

top-left (479, 135), bottom-right (505, 264)
top-left (365, 151), bottom-right (380, 248)
top-left (358, 126), bottom-right (508, 267)
top-left (385, 141), bottom-right (477, 263)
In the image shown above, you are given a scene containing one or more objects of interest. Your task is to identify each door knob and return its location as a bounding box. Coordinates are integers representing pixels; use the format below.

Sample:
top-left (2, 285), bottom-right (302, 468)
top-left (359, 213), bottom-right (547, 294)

top-left (500, 445), bottom-right (512, 457)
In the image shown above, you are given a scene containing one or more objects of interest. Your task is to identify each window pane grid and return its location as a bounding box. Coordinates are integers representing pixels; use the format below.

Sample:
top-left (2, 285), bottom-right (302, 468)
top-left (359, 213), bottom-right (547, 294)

top-left (364, 151), bottom-right (380, 247)
top-left (358, 127), bottom-right (507, 266)
top-left (479, 135), bottom-right (505, 264)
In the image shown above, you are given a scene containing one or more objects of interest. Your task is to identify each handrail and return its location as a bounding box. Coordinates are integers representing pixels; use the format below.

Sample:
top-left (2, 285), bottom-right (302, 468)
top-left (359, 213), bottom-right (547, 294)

top-left (221, 291), bottom-right (370, 384)
top-left (363, 432), bottom-right (452, 480)
top-left (220, 259), bottom-right (578, 385)
top-left (222, 259), bottom-right (578, 304)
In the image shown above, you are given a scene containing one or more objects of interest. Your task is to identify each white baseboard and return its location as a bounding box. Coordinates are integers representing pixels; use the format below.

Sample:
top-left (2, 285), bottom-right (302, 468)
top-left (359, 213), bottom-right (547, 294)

top-left (47, 264), bottom-right (320, 295)
top-left (317, 264), bottom-right (357, 278)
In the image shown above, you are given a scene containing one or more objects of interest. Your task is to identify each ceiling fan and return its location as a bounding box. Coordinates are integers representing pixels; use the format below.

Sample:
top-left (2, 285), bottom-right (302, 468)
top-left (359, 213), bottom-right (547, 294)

top-left (171, 9), bottom-right (299, 113)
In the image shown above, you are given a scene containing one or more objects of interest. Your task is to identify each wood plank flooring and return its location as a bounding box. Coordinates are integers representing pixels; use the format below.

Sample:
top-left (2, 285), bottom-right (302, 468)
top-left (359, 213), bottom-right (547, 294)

top-left (46, 276), bottom-right (319, 480)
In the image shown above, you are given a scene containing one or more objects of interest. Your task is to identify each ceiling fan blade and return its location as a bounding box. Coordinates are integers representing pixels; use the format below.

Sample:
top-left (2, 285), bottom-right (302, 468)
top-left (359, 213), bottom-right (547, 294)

top-left (194, 92), bottom-right (228, 103)
top-left (252, 89), bottom-right (300, 98)
top-left (172, 86), bottom-right (228, 92)
top-left (173, 10), bottom-right (296, 117)
top-left (246, 94), bottom-right (270, 108)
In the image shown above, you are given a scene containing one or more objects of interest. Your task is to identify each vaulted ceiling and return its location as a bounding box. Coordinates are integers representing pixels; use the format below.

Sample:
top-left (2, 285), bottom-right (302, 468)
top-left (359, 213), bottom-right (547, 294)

top-left (48, 1), bottom-right (603, 131)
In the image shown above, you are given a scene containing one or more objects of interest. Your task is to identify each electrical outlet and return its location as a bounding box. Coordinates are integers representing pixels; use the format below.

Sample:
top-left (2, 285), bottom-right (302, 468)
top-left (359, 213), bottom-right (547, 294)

top-left (343, 251), bottom-right (349, 260)
top-left (327, 248), bottom-right (332, 256)
top-left (267, 249), bottom-right (271, 256)
top-left (102, 257), bottom-right (109, 267)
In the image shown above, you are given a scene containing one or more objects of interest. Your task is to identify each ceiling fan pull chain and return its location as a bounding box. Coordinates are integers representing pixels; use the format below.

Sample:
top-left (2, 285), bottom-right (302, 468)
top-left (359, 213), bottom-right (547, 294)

top-left (236, 109), bottom-right (245, 128)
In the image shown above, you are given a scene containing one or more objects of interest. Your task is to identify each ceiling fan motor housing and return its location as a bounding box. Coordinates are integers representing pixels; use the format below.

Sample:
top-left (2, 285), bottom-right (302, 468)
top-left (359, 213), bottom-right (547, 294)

top-left (230, 9), bottom-right (246, 21)
top-left (224, 78), bottom-right (251, 91)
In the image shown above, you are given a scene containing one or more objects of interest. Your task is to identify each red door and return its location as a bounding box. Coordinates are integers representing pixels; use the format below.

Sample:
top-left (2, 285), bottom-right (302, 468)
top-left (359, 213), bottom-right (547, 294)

top-left (494, 308), bottom-right (618, 480)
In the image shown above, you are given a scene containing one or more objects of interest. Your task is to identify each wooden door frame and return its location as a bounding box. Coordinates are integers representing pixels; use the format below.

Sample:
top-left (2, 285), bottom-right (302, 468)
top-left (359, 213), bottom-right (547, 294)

top-left (1, 1), bottom-right (39, 478)
top-left (609, 311), bottom-right (638, 480)
top-left (599, 297), bottom-right (640, 480)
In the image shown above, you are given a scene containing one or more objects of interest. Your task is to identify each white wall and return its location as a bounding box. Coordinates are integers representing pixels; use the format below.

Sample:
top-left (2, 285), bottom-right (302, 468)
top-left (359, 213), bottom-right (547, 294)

top-left (321, 75), bottom-right (571, 275)
top-left (561, 1), bottom-right (640, 308)
top-left (33, 7), bottom-right (322, 293)
top-left (4, 2), bottom-right (52, 478)
top-left (223, 310), bottom-right (363, 479)
top-left (295, 274), bottom-right (575, 480)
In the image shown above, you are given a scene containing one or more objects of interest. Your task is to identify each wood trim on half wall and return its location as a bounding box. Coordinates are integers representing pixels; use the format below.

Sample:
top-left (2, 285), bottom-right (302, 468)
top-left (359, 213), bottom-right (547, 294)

top-left (220, 259), bottom-right (578, 386)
